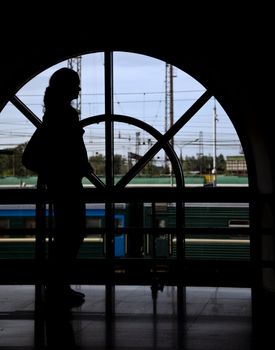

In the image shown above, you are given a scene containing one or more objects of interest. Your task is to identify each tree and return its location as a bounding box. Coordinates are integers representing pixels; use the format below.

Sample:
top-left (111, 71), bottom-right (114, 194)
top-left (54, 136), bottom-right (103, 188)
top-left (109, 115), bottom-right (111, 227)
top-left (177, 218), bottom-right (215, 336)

top-left (89, 153), bottom-right (105, 175)
top-left (0, 144), bottom-right (30, 177)
top-left (114, 154), bottom-right (128, 175)
top-left (216, 154), bottom-right (226, 173)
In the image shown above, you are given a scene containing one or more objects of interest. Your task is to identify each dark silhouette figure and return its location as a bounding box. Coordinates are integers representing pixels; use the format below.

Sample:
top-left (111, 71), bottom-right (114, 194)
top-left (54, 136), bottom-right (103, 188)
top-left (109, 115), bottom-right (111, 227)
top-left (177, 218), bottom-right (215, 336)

top-left (39, 67), bottom-right (93, 306)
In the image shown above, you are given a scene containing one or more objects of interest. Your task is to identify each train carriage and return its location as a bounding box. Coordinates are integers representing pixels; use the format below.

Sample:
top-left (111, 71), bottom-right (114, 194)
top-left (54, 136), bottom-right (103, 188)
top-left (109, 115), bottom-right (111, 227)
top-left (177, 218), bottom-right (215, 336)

top-left (0, 201), bottom-right (250, 261)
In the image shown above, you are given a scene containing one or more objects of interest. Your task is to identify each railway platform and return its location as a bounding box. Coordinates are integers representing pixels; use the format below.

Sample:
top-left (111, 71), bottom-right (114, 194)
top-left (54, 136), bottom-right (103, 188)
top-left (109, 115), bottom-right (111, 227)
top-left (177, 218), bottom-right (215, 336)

top-left (0, 284), bottom-right (260, 349)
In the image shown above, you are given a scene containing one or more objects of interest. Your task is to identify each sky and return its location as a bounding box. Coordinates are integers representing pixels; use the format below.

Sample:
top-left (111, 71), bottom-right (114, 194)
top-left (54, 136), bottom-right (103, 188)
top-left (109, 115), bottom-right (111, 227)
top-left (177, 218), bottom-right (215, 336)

top-left (0, 51), bottom-right (242, 164)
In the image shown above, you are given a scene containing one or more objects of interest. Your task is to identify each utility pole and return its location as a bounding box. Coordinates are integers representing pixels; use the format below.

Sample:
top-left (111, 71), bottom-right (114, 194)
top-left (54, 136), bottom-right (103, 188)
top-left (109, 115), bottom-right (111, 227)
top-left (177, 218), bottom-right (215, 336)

top-left (197, 131), bottom-right (204, 174)
top-left (169, 64), bottom-right (174, 150)
top-left (135, 132), bottom-right (141, 157)
top-left (67, 56), bottom-right (82, 119)
top-left (164, 63), bottom-right (169, 171)
top-left (212, 98), bottom-right (218, 186)
top-left (165, 63), bottom-right (175, 176)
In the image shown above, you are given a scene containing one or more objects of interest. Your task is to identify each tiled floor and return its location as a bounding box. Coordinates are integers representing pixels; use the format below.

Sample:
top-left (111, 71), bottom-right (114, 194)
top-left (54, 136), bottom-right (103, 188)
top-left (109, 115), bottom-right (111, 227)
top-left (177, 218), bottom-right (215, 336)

top-left (0, 285), bottom-right (257, 349)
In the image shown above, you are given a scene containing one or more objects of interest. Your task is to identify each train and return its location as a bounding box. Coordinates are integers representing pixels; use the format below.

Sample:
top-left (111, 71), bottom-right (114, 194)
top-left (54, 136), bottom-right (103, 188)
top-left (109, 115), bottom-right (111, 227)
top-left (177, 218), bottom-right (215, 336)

top-left (0, 201), bottom-right (250, 261)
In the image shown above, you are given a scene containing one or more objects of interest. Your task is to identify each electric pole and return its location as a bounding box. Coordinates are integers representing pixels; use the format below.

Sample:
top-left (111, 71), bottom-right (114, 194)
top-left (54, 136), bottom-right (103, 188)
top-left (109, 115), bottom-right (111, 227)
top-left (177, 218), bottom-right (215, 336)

top-left (165, 63), bottom-right (175, 173)
top-left (212, 98), bottom-right (218, 186)
top-left (67, 56), bottom-right (82, 119)
top-left (198, 131), bottom-right (204, 174)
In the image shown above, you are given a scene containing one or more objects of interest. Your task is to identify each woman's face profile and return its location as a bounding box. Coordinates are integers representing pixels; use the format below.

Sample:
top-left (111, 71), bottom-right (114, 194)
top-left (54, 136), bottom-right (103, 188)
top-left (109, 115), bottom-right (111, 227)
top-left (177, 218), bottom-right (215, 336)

top-left (50, 68), bottom-right (81, 101)
top-left (70, 78), bottom-right (81, 101)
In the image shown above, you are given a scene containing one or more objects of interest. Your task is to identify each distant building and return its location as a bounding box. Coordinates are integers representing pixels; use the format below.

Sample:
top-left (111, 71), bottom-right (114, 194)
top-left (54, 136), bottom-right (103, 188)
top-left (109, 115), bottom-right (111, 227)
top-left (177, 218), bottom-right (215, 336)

top-left (226, 156), bottom-right (247, 174)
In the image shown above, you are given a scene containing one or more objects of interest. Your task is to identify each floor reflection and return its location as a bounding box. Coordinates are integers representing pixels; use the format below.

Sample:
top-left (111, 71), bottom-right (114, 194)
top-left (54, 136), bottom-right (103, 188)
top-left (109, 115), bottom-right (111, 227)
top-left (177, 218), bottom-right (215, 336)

top-left (0, 285), bottom-right (253, 349)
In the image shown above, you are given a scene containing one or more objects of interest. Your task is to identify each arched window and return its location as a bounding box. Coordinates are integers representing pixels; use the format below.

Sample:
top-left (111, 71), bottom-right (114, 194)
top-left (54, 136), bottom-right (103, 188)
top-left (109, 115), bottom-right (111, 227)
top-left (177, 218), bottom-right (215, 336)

top-left (0, 51), bottom-right (251, 293)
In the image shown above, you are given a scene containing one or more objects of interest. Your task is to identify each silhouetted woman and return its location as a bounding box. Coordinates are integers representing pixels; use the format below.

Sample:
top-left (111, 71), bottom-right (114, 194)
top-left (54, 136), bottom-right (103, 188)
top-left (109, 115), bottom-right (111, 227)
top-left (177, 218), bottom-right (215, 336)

top-left (41, 67), bottom-right (93, 305)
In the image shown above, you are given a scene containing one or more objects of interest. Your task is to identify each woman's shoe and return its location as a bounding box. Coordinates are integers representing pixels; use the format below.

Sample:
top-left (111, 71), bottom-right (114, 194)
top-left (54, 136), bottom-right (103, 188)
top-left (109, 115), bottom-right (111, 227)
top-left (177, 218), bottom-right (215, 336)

top-left (67, 286), bottom-right (85, 299)
top-left (64, 292), bottom-right (85, 308)
top-left (45, 285), bottom-right (85, 308)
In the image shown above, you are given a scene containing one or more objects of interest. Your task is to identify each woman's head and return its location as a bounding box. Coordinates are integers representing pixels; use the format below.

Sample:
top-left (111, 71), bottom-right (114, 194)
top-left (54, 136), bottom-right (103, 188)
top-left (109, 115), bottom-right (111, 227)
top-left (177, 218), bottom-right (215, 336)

top-left (44, 68), bottom-right (81, 109)
top-left (49, 67), bottom-right (80, 90)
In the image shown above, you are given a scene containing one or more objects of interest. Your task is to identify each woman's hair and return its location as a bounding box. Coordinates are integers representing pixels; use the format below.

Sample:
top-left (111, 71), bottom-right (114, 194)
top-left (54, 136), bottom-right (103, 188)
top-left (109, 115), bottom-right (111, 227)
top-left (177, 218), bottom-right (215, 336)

top-left (43, 68), bottom-right (79, 110)
top-left (49, 67), bottom-right (79, 89)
